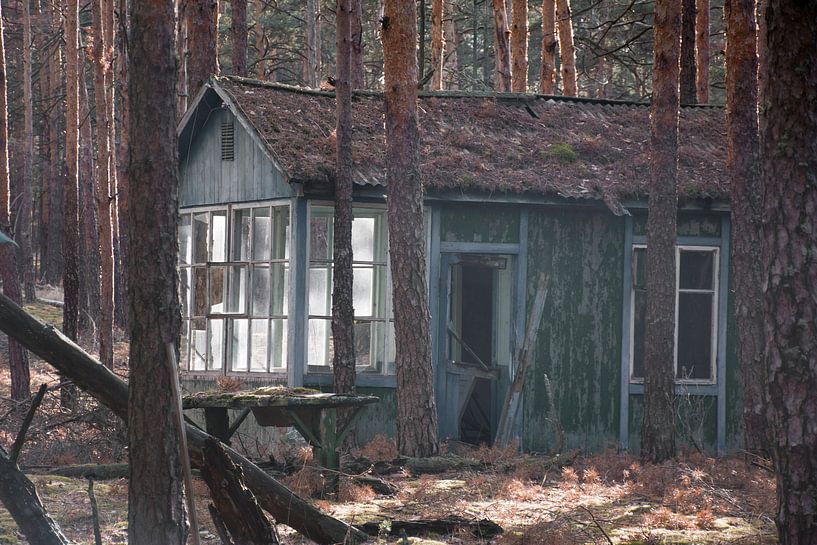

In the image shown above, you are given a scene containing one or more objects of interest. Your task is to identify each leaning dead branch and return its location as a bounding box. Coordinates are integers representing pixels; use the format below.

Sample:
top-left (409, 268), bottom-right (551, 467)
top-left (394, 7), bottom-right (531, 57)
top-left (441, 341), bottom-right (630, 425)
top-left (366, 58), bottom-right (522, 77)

top-left (10, 382), bottom-right (48, 463)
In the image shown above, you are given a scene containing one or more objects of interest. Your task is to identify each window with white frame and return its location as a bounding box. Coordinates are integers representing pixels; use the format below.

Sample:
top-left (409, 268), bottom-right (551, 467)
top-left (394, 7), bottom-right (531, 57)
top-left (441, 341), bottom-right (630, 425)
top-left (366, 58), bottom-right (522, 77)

top-left (307, 204), bottom-right (395, 375)
top-left (178, 204), bottom-right (290, 373)
top-left (630, 245), bottom-right (719, 383)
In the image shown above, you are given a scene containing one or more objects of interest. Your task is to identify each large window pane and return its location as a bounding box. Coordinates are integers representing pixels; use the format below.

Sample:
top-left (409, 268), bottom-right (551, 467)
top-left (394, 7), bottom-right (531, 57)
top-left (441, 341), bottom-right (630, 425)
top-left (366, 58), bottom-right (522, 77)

top-left (209, 319), bottom-right (224, 370)
top-left (270, 319), bottom-right (287, 369)
top-left (250, 319), bottom-right (269, 371)
top-left (179, 214), bottom-right (192, 265)
top-left (679, 250), bottom-right (714, 290)
top-left (274, 207), bottom-right (290, 260)
top-left (310, 215), bottom-right (330, 260)
top-left (230, 318), bottom-right (249, 371)
top-left (211, 211), bottom-right (227, 262)
top-left (193, 213), bottom-right (208, 264)
top-left (191, 318), bottom-right (207, 371)
top-left (209, 266), bottom-right (226, 313)
top-left (232, 208), bottom-right (251, 261)
top-left (308, 319), bottom-right (330, 366)
top-left (252, 207), bottom-right (271, 261)
top-left (354, 321), bottom-right (374, 369)
top-left (227, 265), bottom-right (247, 313)
top-left (271, 263), bottom-right (288, 316)
top-left (353, 217), bottom-right (375, 261)
top-left (309, 267), bottom-right (330, 316)
top-left (252, 265), bottom-right (270, 316)
top-left (353, 267), bottom-right (374, 316)
top-left (677, 292), bottom-right (713, 380)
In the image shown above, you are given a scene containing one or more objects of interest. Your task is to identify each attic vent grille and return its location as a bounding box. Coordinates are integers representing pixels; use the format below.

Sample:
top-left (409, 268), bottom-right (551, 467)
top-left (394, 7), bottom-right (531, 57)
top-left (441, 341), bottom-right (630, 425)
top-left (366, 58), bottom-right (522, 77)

top-left (221, 121), bottom-right (235, 161)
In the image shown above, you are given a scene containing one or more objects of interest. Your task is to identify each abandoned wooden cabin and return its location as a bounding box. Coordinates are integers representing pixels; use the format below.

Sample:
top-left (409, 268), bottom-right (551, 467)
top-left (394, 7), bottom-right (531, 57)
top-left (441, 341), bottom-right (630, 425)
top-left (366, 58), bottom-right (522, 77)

top-left (177, 76), bottom-right (738, 454)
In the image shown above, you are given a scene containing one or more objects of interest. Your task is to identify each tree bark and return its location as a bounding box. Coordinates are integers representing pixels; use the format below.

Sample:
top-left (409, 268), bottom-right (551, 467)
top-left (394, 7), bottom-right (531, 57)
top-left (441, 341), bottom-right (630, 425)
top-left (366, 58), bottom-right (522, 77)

top-left (725, 0), bottom-right (765, 454)
top-left (381, 0), bottom-right (440, 458)
top-left (42, 3), bottom-right (63, 286)
top-left (430, 0), bottom-right (444, 90)
top-left (641, 0), bottom-right (680, 465)
top-left (186, 0), bottom-right (219, 100)
top-left (761, 1), bottom-right (817, 543)
top-left (92, 0), bottom-right (115, 369)
top-left (510, 0), bottom-right (528, 92)
top-left (555, 0), bottom-right (577, 95)
top-left (19, 0), bottom-right (35, 303)
top-left (127, 0), bottom-right (186, 543)
top-left (491, 0), bottom-right (512, 92)
top-left (539, 0), bottom-right (556, 93)
top-left (0, 0), bottom-right (30, 403)
top-left (305, 0), bottom-right (321, 87)
top-left (63, 0), bottom-right (80, 345)
top-left (253, 0), bottom-right (267, 79)
top-left (333, 0), bottom-right (356, 403)
top-left (231, 0), bottom-right (248, 76)
top-left (442, 0), bottom-right (458, 89)
top-left (680, 0), bottom-right (697, 104)
top-left (115, 0), bottom-right (130, 331)
top-left (0, 447), bottom-right (71, 545)
top-left (0, 291), bottom-right (368, 545)
top-left (350, 0), bottom-right (365, 88)
top-left (695, 0), bottom-right (709, 102)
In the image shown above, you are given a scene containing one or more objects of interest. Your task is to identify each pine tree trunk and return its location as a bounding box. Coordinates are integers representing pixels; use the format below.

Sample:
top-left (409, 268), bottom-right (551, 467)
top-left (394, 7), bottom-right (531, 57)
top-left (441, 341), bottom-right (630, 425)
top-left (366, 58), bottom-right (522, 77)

top-left (92, 0), bottom-right (115, 369)
top-left (63, 0), bottom-right (81, 346)
top-left (20, 0), bottom-right (35, 303)
top-left (0, 0), bottom-right (30, 403)
top-left (491, 0), bottom-right (512, 91)
top-left (510, 0), bottom-right (528, 92)
top-left (305, 0), bottom-right (321, 87)
top-left (127, 0), bottom-right (186, 542)
top-left (539, 0), bottom-right (556, 93)
top-left (42, 3), bottom-right (63, 286)
top-left (442, 0), bottom-right (458, 89)
top-left (187, 0), bottom-right (219, 99)
top-left (695, 0), bottom-right (709, 102)
top-left (350, 0), bottom-right (365, 88)
top-left (381, 0), bottom-right (440, 458)
top-left (253, 0), bottom-right (267, 79)
top-left (333, 0), bottom-right (356, 400)
top-left (724, 0), bottom-right (765, 454)
top-left (641, 0), bottom-right (680, 465)
top-left (430, 0), bottom-right (444, 90)
top-left (114, 0), bottom-right (129, 331)
top-left (555, 0), bottom-right (576, 95)
top-left (231, 0), bottom-right (248, 76)
top-left (680, 0), bottom-right (697, 104)
top-left (761, 1), bottom-right (817, 543)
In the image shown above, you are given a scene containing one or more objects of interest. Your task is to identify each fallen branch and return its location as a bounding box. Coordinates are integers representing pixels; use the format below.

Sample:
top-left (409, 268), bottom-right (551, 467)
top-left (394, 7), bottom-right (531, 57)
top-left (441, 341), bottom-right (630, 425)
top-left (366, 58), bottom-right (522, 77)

top-left (0, 292), bottom-right (367, 545)
top-left (87, 478), bottom-right (103, 545)
top-left (10, 383), bottom-right (49, 463)
top-left (0, 446), bottom-right (72, 545)
top-left (25, 463), bottom-right (130, 480)
top-left (356, 517), bottom-right (503, 539)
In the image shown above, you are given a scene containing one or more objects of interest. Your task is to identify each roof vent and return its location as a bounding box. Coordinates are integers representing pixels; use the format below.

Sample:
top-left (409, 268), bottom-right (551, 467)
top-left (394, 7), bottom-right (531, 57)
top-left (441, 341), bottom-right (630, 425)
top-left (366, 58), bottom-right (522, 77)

top-left (221, 121), bottom-right (235, 161)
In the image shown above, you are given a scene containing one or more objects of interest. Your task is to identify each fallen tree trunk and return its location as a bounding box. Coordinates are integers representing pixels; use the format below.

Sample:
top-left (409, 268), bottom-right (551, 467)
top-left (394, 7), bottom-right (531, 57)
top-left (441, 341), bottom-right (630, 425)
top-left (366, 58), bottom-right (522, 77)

top-left (25, 463), bottom-right (130, 480)
top-left (0, 447), bottom-right (72, 545)
top-left (356, 517), bottom-right (503, 539)
top-left (0, 292), bottom-right (366, 545)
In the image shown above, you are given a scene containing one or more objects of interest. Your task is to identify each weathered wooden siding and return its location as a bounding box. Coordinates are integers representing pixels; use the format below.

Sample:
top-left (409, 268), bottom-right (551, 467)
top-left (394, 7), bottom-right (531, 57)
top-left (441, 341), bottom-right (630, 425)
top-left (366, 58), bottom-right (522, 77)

top-left (441, 204), bottom-right (520, 243)
top-left (179, 106), bottom-right (291, 207)
top-left (523, 208), bottom-right (624, 452)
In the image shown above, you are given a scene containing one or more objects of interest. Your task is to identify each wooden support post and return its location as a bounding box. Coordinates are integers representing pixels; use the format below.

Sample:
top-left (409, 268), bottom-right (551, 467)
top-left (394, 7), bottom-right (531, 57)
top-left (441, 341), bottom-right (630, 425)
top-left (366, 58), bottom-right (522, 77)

top-left (318, 408), bottom-right (339, 492)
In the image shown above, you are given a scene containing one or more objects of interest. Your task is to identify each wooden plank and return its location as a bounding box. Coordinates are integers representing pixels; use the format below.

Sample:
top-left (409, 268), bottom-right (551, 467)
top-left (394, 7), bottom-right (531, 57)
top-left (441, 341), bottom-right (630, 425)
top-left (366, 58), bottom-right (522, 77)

top-left (495, 272), bottom-right (549, 448)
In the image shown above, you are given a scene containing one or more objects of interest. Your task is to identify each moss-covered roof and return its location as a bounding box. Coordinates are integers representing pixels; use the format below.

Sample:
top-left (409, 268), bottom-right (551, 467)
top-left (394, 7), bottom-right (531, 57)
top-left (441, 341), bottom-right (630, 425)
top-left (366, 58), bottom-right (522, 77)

top-left (182, 386), bottom-right (378, 409)
top-left (212, 76), bottom-right (728, 209)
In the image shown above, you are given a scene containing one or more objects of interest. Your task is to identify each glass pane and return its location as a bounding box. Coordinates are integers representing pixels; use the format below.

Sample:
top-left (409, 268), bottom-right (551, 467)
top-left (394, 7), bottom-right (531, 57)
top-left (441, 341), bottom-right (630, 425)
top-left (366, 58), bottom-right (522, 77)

top-left (191, 318), bottom-right (207, 370)
top-left (193, 213), bottom-right (208, 264)
top-left (179, 214), bottom-right (192, 265)
top-left (310, 215), bottom-right (331, 260)
top-left (252, 207), bottom-right (271, 261)
top-left (353, 266), bottom-right (373, 316)
top-left (211, 211), bottom-right (227, 262)
top-left (270, 318), bottom-right (288, 369)
top-left (308, 318), bottom-right (331, 366)
top-left (179, 320), bottom-right (190, 370)
top-left (252, 265), bottom-right (270, 316)
top-left (632, 290), bottom-right (646, 379)
top-left (230, 318), bottom-right (249, 371)
top-left (231, 208), bottom-right (252, 261)
top-left (208, 318), bottom-right (224, 370)
top-left (227, 265), bottom-right (247, 313)
top-left (209, 267), bottom-right (226, 313)
top-left (677, 292), bottom-right (713, 380)
top-left (633, 247), bottom-right (646, 289)
top-left (385, 321), bottom-right (396, 375)
top-left (274, 206), bottom-right (290, 260)
top-left (352, 217), bottom-right (375, 261)
top-left (365, 320), bottom-right (388, 373)
top-left (309, 267), bottom-right (330, 316)
top-left (354, 321), bottom-right (374, 368)
top-left (271, 263), bottom-right (288, 316)
top-left (180, 268), bottom-right (191, 318)
top-left (193, 267), bottom-right (207, 316)
top-left (679, 250), bottom-right (715, 290)
top-left (250, 319), bottom-right (269, 371)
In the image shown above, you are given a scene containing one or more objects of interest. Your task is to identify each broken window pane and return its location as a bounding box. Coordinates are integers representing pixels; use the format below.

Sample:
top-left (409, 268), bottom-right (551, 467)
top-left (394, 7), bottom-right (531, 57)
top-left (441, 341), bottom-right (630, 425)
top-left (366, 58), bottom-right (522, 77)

top-left (227, 265), bottom-right (247, 313)
top-left (180, 321), bottom-right (190, 370)
top-left (193, 213), bottom-right (208, 264)
top-left (191, 318), bottom-right (207, 371)
top-left (180, 268), bottom-right (191, 318)
top-left (232, 208), bottom-right (251, 261)
top-left (253, 207), bottom-right (271, 261)
top-left (179, 214), bottom-right (192, 265)
top-left (193, 267), bottom-right (207, 316)
top-left (250, 319), bottom-right (269, 371)
top-left (209, 319), bottom-right (224, 370)
top-left (274, 207), bottom-right (290, 260)
top-left (209, 267), bottom-right (226, 313)
top-left (211, 211), bottom-right (227, 262)
top-left (230, 318), bottom-right (249, 371)
top-left (677, 292), bottom-right (713, 380)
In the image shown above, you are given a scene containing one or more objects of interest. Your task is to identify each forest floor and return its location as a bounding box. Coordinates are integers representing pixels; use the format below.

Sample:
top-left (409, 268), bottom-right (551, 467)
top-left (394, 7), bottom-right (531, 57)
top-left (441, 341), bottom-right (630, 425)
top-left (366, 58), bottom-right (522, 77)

top-left (0, 300), bottom-right (778, 545)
